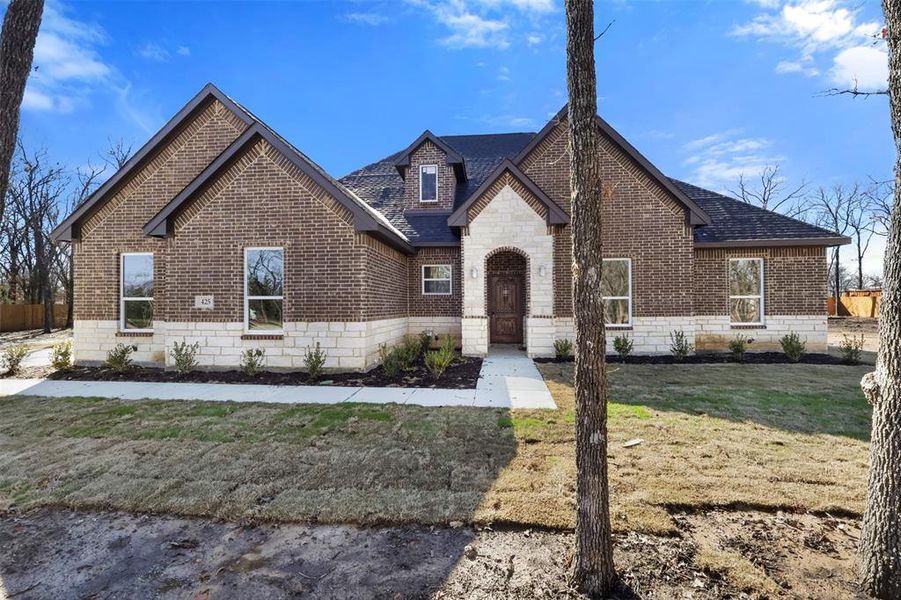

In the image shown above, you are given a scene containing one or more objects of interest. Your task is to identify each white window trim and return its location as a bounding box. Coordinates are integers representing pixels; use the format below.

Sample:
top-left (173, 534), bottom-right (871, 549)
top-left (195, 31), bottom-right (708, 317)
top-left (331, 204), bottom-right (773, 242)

top-left (422, 264), bottom-right (452, 296)
top-left (602, 257), bottom-right (632, 328)
top-left (244, 247), bottom-right (285, 333)
top-left (728, 257), bottom-right (765, 326)
top-left (419, 164), bottom-right (438, 203)
top-left (120, 252), bottom-right (154, 333)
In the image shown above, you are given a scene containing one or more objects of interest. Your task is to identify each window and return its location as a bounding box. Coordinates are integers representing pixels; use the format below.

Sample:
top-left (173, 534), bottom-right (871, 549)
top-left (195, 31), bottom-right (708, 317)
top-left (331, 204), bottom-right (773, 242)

top-left (245, 247), bottom-right (284, 331)
top-left (419, 164), bottom-right (438, 202)
top-left (422, 265), bottom-right (452, 295)
top-left (601, 258), bottom-right (631, 326)
top-left (121, 253), bottom-right (153, 331)
top-left (729, 258), bottom-right (764, 324)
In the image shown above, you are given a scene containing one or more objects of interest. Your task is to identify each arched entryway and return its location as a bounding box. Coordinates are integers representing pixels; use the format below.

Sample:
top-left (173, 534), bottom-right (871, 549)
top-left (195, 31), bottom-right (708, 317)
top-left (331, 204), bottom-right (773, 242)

top-left (486, 249), bottom-right (529, 345)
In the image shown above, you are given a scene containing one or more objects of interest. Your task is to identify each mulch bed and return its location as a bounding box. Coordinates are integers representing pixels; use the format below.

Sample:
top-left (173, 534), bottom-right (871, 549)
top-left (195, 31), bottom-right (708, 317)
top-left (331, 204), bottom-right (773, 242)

top-left (535, 352), bottom-right (863, 366)
top-left (43, 357), bottom-right (483, 389)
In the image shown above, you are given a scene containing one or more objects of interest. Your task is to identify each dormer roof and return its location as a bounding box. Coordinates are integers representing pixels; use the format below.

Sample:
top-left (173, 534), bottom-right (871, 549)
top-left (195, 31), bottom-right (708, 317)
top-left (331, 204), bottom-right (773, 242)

top-left (392, 130), bottom-right (467, 182)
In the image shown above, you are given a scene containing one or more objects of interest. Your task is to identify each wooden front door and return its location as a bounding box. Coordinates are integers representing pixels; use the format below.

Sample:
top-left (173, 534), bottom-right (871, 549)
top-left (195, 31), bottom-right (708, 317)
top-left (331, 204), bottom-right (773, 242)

top-left (489, 274), bottom-right (523, 344)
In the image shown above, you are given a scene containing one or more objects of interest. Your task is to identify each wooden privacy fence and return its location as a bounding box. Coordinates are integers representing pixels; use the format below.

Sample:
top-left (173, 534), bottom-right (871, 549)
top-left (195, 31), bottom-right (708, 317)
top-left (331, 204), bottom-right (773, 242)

top-left (827, 290), bottom-right (881, 318)
top-left (0, 304), bottom-right (69, 332)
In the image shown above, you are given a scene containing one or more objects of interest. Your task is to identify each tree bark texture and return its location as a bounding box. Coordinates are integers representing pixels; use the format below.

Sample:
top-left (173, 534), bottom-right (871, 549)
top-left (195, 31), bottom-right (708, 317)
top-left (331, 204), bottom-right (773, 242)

top-left (0, 0), bottom-right (43, 224)
top-left (564, 0), bottom-right (616, 596)
top-left (860, 1), bottom-right (901, 597)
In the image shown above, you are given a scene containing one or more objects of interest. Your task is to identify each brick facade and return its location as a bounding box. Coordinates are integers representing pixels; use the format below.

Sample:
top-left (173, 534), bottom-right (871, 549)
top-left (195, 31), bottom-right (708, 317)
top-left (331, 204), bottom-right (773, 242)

top-left (68, 91), bottom-right (831, 368)
top-left (403, 141), bottom-right (456, 211)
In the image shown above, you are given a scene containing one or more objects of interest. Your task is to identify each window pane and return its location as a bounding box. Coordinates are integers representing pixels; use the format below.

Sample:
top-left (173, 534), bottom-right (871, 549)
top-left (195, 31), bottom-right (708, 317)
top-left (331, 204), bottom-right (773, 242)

top-left (123, 254), bottom-right (153, 298)
top-left (729, 259), bottom-right (761, 296)
top-left (601, 260), bottom-right (629, 297)
top-left (423, 265), bottom-right (451, 280)
top-left (124, 299), bottom-right (153, 330)
top-left (424, 280), bottom-right (451, 294)
top-left (730, 297), bottom-right (761, 323)
top-left (248, 299), bottom-right (283, 330)
top-left (605, 299), bottom-right (630, 324)
top-left (247, 249), bottom-right (284, 296)
top-left (421, 165), bottom-right (437, 201)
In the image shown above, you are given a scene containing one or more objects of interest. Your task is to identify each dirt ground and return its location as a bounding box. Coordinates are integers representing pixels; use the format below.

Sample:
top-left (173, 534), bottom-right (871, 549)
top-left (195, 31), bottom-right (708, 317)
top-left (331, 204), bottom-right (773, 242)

top-left (0, 507), bottom-right (864, 599)
top-left (0, 328), bottom-right (70, 351)
top-left (828, 317), bottom-right (879, 354)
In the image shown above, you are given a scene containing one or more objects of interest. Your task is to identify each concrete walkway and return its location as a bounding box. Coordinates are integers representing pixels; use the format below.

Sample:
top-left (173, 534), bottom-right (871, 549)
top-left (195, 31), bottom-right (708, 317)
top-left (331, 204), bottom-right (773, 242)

top-left (0, 348), bottom-right (556, 409)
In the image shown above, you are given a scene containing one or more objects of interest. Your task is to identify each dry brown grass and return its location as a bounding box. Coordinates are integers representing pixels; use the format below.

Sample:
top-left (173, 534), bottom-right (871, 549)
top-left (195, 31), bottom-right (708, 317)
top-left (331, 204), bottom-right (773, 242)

top-left (0, 363), bottom-right (871, 535)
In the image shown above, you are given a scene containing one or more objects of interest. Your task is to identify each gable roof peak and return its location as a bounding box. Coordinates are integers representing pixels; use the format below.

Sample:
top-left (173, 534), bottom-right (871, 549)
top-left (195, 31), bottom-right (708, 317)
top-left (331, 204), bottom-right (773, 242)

top-left (393, 130), bottom-right (467, 182)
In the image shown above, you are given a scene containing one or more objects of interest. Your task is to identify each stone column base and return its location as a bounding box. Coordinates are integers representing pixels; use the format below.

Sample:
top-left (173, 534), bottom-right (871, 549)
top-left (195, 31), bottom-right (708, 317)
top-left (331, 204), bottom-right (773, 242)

top-left (462, 316), bottom-right (489, 356)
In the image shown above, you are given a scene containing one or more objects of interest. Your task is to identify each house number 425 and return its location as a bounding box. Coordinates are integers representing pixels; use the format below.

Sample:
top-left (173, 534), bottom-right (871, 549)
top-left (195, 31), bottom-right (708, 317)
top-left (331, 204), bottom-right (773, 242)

top-left (194, 295), bottom-right (214, 309)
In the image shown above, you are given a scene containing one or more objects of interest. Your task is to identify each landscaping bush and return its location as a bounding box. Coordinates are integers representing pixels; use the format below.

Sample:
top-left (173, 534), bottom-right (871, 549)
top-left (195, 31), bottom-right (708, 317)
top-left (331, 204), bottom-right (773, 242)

top-left (439, 334), bottom-right (456, 355)
top-left (728, 334), bottom-right (753, 362)
top-left (2, 344), bottom-right (29, 375)
top-left (612, 334), bottom-right (633, 360)
top-left (669, 330), bottom-right (693, 361)
top-left (106, 343), bottom-right (138, 372)
top-left (418, 330), bottom-right (433, 357)
top-left (50, 340), bottom-right (73, 371)
top-left (554, 338), bottom-right (573, 359)
top-left (378, 343), bottom-right (402, 380)
top-left (240, 348), bottom-right (266, 376)
top-left (425, 347), bottom-right (455, 379)
top-left (839, 334), bottom-right (864, 364)
top-left (780, 332), bottom-right (806, 363)
top-left (304, 342), bottom-right (328, 381)
top-left (170, 341), bottom-right (200, 374)
top-left (396, 335), bottom-right (422, 371)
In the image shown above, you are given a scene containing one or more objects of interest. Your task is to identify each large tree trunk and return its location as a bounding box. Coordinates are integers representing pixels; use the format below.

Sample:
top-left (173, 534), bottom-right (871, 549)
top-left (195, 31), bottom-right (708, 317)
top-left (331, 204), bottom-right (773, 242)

top-left (0, 0), bottom-right (43, 224)
top-left (564, 0), bottom-right (616, 595)
top-left (860, 2), bottom-right (901, 597)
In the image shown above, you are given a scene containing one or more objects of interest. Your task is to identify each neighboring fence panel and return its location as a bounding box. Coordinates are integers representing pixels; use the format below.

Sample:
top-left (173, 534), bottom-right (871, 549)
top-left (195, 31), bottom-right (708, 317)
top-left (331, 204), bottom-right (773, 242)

top-left (0, 304), bottom-right (69, 332)
top-left (827, 290), bottom-right (881, 318)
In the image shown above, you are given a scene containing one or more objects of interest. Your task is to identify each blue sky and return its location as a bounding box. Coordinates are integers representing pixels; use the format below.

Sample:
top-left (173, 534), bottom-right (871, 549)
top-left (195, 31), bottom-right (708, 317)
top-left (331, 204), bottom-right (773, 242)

top-left (7, 0), bottom-right (892, 272)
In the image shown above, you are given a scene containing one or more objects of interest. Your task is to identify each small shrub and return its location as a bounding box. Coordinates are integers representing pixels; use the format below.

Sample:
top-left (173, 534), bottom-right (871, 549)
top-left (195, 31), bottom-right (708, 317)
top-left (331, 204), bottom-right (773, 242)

top-left (418, 330), bottom-right (433, 357)
top-left (554, 338), bottom-right (573, 359)
top-left (669, 330), bottom-right (694, 362)
top-left (379, 343), bottom-right (402, 380)
top-left (612, 334), bottom-right (633, 360)
top-left (50, 340), bottom-right (73, 371)
top-left (780, 332), bottom-right (806, 363)
top-left (439, 334), bottom-right (457, 355)
top-left (2, 344), bottom-right (29, 375)
top-left (425, 347), bottom-right (455, 379)
top-left (839, 334), bottom-right (864, 364)
top-left (397, 335), bottom-right (422, 371)
top-left (170, 341), bottom-right (200, 374)
top-left (304, 342), bottom-right (328, 381)
top-left (728, 334), bottom-right (753, 362)
top-left (240, 348), bottom-right (266, 376)
top-left (106, 343), bottom-right (137, 372)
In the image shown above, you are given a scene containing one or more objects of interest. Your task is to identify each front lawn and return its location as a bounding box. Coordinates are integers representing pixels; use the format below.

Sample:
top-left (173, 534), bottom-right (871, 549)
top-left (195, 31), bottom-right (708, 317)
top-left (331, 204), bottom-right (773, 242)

top-left (0, 363), bottom-right (871, 535)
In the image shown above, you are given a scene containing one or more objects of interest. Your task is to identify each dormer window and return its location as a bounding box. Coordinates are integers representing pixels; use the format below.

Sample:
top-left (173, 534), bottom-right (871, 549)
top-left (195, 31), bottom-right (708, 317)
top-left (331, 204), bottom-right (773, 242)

top-left (419, 164), bottom-right (438, 202)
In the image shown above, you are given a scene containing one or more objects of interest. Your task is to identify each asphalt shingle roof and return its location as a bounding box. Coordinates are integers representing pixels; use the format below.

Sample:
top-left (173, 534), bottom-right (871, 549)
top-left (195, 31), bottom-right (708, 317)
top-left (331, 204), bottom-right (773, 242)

top-left (340, 133), bottom-right (846, 247)
top-left (670, 179), bottom-right (845, 245)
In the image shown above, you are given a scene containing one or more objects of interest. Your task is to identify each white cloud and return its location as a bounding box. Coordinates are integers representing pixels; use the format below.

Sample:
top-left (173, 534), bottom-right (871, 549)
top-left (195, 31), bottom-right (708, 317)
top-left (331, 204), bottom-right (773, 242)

top-left (775, 59), bottom-right (819, 76)
top-left (343, 12), bottom-right (390, 26)
top-left (497, 65), bottom-right (511, 81)
top-left (682, 130), bottom-right (782, 191)
top-left (732, 0), bottom-right (885, 90)
top-left (410, 0), bottom-right (556, 50)
top-left (831, 45), bottom-right (888, 89)
top-left (23, 1), bottom-right (157, 131)
top-left (137, 42), bottom-right (170, 62)
top-left (176, 46), bottom-right (191, 57)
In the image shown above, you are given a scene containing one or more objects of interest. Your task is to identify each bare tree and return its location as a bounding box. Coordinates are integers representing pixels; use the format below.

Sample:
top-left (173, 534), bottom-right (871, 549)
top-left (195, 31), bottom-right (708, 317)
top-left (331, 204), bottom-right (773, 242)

top-left (5, 143), bottom-right (66, 332)
top-left (846, 190), bottom-right (881, 289)
top-left (729, 163), bottom-right (808, 217)
top-left (0, 0), bottom-right (43, 224)
top-left (103, 137), bottom-right (133, 172)
top-left (858, 2), bottom-right (901, 597)
top-left (867, 177), bottom-right (895, 235)
top-left (564, 0), bottom-right (616, 595)
top-left (809, 185), bottom-right (857, 304)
